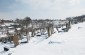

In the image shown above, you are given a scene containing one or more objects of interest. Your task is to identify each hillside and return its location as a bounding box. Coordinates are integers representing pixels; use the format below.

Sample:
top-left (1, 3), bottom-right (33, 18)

top-left (11, 22), bottom-right (85, 55)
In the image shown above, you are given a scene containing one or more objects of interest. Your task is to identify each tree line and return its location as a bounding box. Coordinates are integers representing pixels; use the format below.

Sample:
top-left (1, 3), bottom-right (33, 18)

top-left (66, 15), bottom-right (85, 24)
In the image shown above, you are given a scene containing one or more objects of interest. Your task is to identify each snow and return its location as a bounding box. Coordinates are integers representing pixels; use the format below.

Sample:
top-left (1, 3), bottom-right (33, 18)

top-left (54, 28), bottom-right (57, 32)
top-left (1, 22), bottom-right (85, 55)
top-left (0, 42), bottom-right (14, 55)
top-left (0, 43), bottom-right (4, 52)
top-left (4, 23), bottom-right (14, 26)
top-left (0, 34), bottom-right (7, 38)
top-left (19, 38), bottom-right (27, 43)
top-left (1, 25), bottom-right (6, 27)
top-left (8, 26), bottom-right (14, 29)
top-left (0, 32), bottom-right (2, 34)
top-left (8, 30), bottom-right (15, 34)
top-left (11, 22), bottom-right (85, 55)
top-left (16, 28), bottom-right (21, 30)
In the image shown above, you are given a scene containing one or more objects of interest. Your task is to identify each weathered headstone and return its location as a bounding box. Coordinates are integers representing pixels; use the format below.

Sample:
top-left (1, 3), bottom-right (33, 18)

top-left (12, 34), bottom-right (19, 47)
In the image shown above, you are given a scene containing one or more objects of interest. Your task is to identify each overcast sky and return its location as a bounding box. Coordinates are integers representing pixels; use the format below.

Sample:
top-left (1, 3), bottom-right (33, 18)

top-left (0, 0), bottom-right (85, 20)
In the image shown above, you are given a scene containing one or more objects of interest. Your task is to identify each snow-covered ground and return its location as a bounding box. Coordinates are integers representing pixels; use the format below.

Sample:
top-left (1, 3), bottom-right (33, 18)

top-left (0, 42), bottom-right (14, 55)
top-left (1, 22), bottom-right (85, 55)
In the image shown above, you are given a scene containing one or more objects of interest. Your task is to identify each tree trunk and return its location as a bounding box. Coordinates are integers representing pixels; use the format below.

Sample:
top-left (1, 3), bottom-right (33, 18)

top-left (51, 26), bottom-right (54, 34)
top-left (32, 30), bottom-right (35, 37)
top-left (47, 27), bottom-right (51, 37)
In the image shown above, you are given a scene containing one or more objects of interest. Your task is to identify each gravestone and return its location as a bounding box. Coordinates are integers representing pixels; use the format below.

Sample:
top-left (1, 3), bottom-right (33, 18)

top-left (12, 34), bottom-right (19, 47)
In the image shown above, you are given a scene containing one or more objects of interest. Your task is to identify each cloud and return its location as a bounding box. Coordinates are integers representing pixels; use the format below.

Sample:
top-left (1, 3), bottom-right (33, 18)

top-left (0, 0), bottom-right (85, 19)
top-left (69, 0), bottom-right (81, 6)
top-left (16, 0), bottom-right (64, 10)
top-left (15, 0), bottom-right (83, 12)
